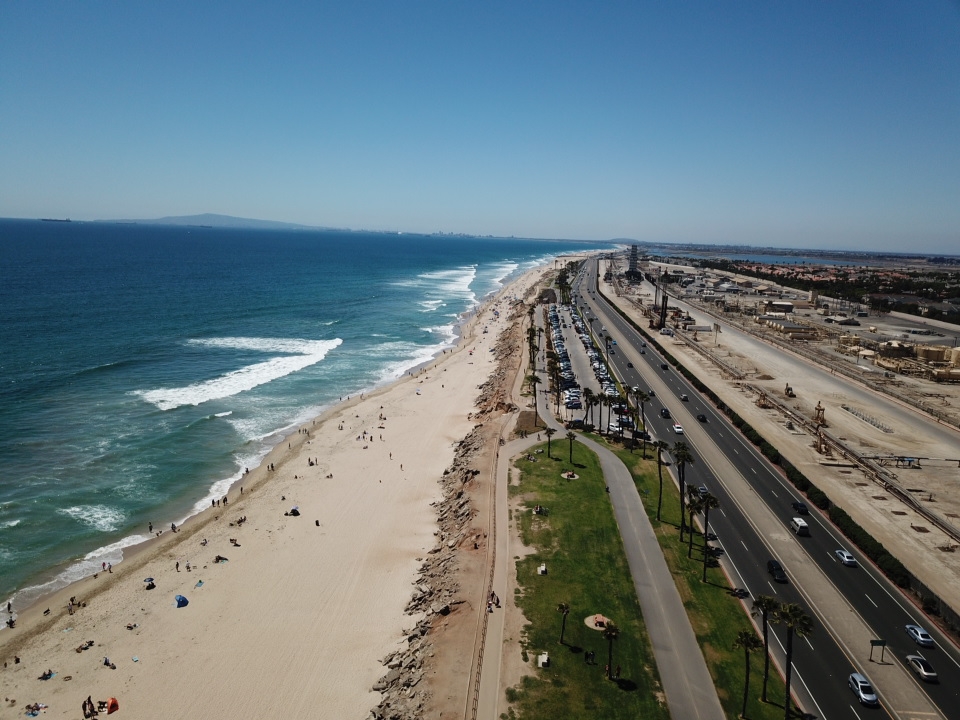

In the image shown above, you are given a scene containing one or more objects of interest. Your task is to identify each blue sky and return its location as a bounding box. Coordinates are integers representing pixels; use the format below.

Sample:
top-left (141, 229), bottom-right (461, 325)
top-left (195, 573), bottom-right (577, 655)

top-left (2, 2), bottom-right (958, 252)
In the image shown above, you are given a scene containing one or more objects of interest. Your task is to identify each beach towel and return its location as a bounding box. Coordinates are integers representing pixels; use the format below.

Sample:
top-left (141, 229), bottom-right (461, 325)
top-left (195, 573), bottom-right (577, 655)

top-left (194, 580), bottom-right (204, 588)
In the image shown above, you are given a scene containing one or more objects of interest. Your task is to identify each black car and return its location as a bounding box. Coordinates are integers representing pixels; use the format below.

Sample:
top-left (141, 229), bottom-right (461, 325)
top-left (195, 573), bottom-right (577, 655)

top-left (696, 414), bottom-right (707, 423)
top-left (767, 559), bottom-right (788, 583)
top-left (660, 363), bottom-right (668, 370)
top-left (627, 362), bottom-right (634, 368)
top-left (791, 501), bottom-right (809, 515)
top-left (660, 408), bottom-right (671, 418)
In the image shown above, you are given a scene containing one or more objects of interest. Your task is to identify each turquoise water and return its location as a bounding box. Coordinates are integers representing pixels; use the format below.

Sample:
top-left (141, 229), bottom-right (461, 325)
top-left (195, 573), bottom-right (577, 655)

top-left (0, 219), bottom-right (615, 608)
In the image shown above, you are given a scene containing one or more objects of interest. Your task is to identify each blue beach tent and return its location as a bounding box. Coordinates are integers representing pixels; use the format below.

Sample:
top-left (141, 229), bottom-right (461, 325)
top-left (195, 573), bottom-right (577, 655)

top-left (174, 594), bottom-right (189, 608)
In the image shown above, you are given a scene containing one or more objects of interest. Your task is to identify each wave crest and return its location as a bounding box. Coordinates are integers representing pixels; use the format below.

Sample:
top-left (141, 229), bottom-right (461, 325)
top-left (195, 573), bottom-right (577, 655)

top-left (135, 337), bottom-right (342, 410)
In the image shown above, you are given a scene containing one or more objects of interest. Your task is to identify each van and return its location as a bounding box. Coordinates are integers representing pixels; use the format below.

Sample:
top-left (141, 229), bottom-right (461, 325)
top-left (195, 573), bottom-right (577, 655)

top-left (790, 517), bottom-right (810, 536)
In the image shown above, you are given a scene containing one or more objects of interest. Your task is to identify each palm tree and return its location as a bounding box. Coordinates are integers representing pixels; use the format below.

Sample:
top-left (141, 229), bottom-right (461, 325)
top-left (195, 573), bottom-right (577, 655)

top-left (634, 390), bottom-right (650, 457)
top-left (773, 603), bottom-right (813, 720)
top-left (686, 489), bottom-right (705, 558)
top-left (602, 622), bottom-right (620, 680)
top-left (566, 431), bottom-right (577, 463)
top-left (700, 492), bottom-right (720, 582)
top-left (733, 630), bottom-right (764, 718)
top-left (527, 374), bottom-right (542, 426)
top-left (654, 441), bottom-right (670, 521)
top-left (544, 427), bottom-right (556, 458)
top-left (557, 602), bottom-right (570, 645)
top-left (582, 387), bottom-right (595, 426)
top-left (751, 595), bottom-right (780, 702)
top-left (672, 442), bottom-right (694, 541)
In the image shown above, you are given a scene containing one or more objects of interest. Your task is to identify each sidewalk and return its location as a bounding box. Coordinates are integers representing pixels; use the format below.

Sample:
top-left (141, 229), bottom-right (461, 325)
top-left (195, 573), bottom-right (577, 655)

top-left (474, 316), bottom-right (725, 720)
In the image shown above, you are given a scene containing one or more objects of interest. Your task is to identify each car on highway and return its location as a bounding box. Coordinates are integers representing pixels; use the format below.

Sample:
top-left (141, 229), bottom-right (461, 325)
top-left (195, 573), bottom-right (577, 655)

top-left (660, 408), bottom-right (671, 418)
top-left (848, 672), bottom-right (879, 706)
top-left (627, 362), bottom-right (633, 368)
top-left (767, 559), bottom-right (788, 583)
top-left (660, 363), bottom-right (668, 370)
top-left (791, 501), bottom-right (809, 515)
top-left (696, 414), bottom-right (707, 423)
top-left (834, 549), bottom-right (857, 567)
top-left (697, 485), bottom-right (708, 496)
top-left (906, 624), bottom-right (935, 647)
top-left (906, 654), bottom-right (938, 682)
top-left (673, 424), bottom-right (684, 434)
top-left (680, 393), bottom-right (688, 401)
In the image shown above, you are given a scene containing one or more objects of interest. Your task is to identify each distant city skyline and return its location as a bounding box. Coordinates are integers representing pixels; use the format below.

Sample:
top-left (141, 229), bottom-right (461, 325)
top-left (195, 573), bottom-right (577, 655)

top-left (2, 2), bottom-right (958, 253)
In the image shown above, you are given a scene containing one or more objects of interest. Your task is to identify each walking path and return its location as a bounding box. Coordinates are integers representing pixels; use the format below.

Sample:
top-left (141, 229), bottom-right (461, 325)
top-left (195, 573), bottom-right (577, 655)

top-left (474, 316), bottom-right (725, 720)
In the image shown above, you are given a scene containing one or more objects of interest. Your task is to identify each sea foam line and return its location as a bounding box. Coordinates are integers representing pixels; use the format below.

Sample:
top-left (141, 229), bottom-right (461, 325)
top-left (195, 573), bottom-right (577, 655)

top-left (134, 337), bottom-right (342, 411)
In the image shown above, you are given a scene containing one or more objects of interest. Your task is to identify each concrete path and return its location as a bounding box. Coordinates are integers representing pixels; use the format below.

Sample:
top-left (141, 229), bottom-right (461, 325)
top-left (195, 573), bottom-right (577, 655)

top-left (475, 325), bottom-right (725, 720)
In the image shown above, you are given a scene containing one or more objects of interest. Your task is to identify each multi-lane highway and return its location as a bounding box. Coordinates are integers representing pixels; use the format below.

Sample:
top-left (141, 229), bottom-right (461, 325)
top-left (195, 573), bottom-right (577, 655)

top-left (567, 259), bottom-right (960, 720)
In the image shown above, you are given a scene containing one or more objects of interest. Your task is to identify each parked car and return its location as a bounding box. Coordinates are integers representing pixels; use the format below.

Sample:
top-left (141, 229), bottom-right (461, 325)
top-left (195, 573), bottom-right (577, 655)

top-left (906, 654), bottom-right (938, 682)
top-left (791, 501), bottom-right (809, 515)
top-left (906, 624), bottom-right (935, 647)
top-left (834, 549), bottom-right (857, 567)
top-left (767, 559), bottom-right (788, 583)
top-left (848, 672), bottom-right (879, 706)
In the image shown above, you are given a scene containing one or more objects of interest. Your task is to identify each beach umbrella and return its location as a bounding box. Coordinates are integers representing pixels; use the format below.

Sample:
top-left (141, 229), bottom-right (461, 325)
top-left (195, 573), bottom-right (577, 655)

top-left (143, 577), bottom-right (154, 583)
top-left (174, 595), bottom-right (189, 608)
top-left (107, 697), bottom-right (119, 714)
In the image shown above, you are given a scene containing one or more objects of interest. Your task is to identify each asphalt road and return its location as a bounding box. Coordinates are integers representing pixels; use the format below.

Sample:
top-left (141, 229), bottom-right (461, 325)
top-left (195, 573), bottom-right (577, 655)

top-left (568, 260), bottom-right (960, 720)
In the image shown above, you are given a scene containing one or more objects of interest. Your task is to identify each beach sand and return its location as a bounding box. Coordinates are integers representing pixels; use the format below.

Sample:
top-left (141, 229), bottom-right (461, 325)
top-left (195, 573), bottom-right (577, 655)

top-left (0, 266), bottom-right (550, 719)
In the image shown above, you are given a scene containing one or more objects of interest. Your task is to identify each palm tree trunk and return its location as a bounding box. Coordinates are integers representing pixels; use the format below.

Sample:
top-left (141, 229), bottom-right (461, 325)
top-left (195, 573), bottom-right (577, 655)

top-left (761, 619), bottom-right (770, 702)
top-left (679, 470), bottom-right (686, 541)
top-left (656, 456), bottom-right (664, 521)
top-left (741, 646), bottom-right (751, 718)
top-left (783, 630), bottom-right (794, 720)
top-left (702, 507), bottom-right (711, 582)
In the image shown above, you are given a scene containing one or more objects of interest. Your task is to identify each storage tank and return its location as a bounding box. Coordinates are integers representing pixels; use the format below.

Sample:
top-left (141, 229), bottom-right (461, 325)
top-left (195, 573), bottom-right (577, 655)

top-left (952, 347), bottom-right (960, 367)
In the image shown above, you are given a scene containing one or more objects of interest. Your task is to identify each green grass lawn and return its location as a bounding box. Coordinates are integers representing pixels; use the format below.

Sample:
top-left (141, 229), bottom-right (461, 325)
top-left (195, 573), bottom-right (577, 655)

top-left (503, 439), bottom-right (669, 720)
top-left (610, 444), bottom-right (792, 720)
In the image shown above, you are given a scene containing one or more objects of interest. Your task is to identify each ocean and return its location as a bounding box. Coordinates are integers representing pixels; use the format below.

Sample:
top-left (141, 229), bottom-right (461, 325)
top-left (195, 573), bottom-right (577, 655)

top-left (0, 219), bottom-right (615, 610)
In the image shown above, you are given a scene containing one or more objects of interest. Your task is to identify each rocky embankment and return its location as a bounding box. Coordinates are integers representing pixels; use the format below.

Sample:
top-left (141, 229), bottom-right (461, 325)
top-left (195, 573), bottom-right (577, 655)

top-left (369, 320), bottom-right (523, 719)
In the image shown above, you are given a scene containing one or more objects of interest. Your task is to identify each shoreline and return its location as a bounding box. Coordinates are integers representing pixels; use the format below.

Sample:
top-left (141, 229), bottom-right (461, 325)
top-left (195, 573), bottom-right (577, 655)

top-left (0, 263), bottom-right (552, 720)
top-left (0, 271), bottom-right (516, 619)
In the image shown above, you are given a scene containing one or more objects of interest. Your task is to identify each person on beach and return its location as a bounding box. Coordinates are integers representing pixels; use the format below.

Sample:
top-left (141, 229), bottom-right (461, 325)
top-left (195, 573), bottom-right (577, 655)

top-left (148, 522), bottom-right (153, 533)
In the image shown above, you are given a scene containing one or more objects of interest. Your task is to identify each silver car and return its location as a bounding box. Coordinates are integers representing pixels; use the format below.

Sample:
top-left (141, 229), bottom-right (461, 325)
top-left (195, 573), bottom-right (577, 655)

top-left (848, 672), bottom-right (878, 706)
top-left (834, 549), bottom-right (857, 567)
top-left (906, 654), bottom-right (938, 682)
top-left (905, 624), bottom-right (935, 647)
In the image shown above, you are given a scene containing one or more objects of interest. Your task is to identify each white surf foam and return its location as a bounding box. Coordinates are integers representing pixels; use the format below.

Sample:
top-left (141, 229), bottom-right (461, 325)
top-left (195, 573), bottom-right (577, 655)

top-left (59, 505), bottom-right (126, 532)
top-left (135, 337), bottom-right (342, 411)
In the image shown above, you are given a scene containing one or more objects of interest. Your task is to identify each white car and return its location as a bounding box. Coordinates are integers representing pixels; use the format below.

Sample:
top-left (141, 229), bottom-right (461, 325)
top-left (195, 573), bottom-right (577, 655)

top-left (834, 549), bottom-right (857, 567)
top-left (673, 424), bottom-right (684, 434)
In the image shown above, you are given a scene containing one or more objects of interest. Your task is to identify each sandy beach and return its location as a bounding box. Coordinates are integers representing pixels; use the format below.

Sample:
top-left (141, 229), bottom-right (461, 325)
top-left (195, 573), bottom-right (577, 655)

top-left (0, 265), bottom-right (549, 719)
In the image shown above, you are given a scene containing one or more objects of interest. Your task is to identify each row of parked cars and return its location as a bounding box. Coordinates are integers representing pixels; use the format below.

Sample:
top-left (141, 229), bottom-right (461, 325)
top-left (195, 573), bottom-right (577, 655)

top-left (547, 305), bottom-right (583, 409)
top-left (772, 501), bottom-right (942, 705)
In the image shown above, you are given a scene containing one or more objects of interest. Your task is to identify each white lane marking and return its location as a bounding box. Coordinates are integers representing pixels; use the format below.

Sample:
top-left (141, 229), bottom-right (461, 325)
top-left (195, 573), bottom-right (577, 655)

top-left (768, 581), bottom-right (777, 594)
top-left (864, 594), bottom-right (878, 608)
top-left (849, 705), bottom-right (862, 720)
top-left (751, 468), bottom-right (757, 474)
top-left (719, 508), bottom-right (727, 517)
top-left (741, 540), bottom-right (749, 551)
top-left (805, 635), bottom-right (815, 651)
top-left (770, 490), bottom-right (778, 498)
top-left (733, 448), bottom-right (739, 454)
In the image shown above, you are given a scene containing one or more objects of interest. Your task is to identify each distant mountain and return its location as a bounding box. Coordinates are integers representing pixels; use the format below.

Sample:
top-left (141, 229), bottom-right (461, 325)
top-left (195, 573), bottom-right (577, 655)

top-left (102, 213), bottom-right (342, 231)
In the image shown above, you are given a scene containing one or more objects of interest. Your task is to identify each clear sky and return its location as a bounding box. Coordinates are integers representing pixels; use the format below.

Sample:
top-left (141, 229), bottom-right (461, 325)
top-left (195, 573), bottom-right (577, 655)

top-left (2, 2), bottom-right (959, 252)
